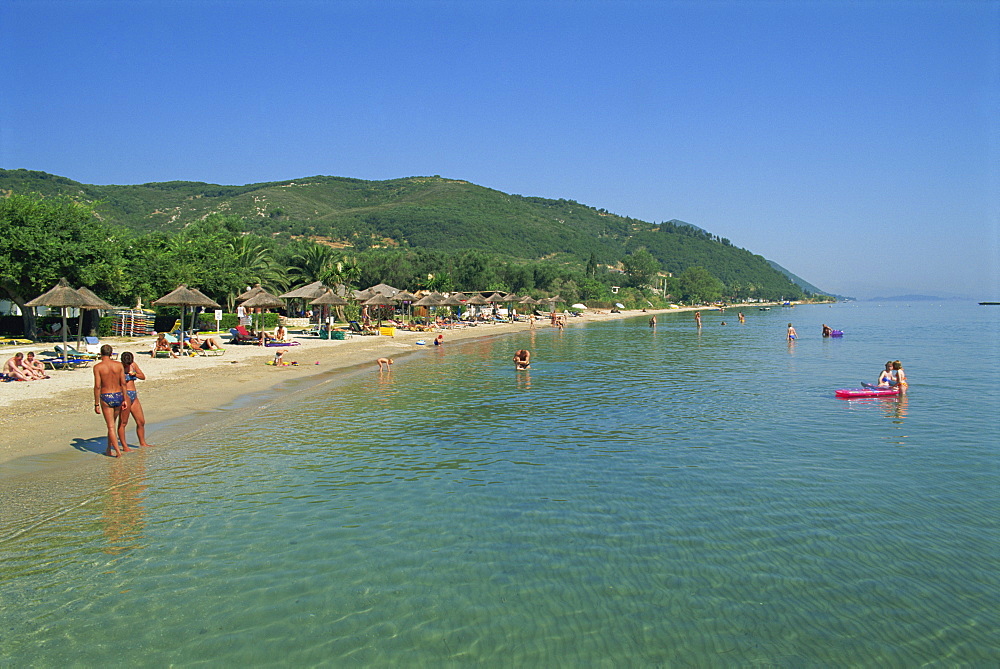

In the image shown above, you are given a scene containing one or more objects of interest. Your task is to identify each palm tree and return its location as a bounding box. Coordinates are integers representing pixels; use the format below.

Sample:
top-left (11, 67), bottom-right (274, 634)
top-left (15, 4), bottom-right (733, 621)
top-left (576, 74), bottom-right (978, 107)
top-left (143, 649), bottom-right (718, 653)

top-left (228, 236), bottom-right (287, 309)
top-left (288, 243), bottom-right (336, 284)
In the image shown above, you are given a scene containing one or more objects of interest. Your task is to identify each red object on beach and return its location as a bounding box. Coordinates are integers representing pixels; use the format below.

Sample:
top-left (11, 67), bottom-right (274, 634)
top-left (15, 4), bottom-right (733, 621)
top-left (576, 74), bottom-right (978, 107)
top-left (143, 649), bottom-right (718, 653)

top-left (835, 387), bottom-right (900, 398)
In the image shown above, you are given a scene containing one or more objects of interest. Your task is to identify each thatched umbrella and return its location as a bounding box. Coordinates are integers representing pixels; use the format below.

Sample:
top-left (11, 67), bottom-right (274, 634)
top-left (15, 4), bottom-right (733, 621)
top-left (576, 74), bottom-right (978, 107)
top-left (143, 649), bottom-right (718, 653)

top-left (236, 283), bottom-right (265, 303)
top-left (438, 293), bottom-right (464, 319)
top-left (152, 285), bottom-right (221, 355)
top-left (310, 288), bottom-right (349, 307)
top-left (26, 278), bottom-right (91, 363)
top-left (74, 286), bottom-right (114, 352)
top-left (241, 289), bottom-right (285, 335)
top-left (282, 281), bottom-right (334, 323)
top-left (366, 283), bottom-right (400, 297)
top-left (280, 281), bottom-right (326, 299)
top-left (363, 293), bottom-right (399, 326)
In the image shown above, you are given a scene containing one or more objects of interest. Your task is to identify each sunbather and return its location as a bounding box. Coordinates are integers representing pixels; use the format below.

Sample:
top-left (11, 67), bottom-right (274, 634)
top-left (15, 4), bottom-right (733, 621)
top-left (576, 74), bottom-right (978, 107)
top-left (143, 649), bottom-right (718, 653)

top-left (3, 353), bottom-right (34, 381)
top-left (23, 352), bottom-right (50, 379)
top-left (154, 333), bottom-right (179, 358)
top-left (189, 335), bottom-right (225, 351)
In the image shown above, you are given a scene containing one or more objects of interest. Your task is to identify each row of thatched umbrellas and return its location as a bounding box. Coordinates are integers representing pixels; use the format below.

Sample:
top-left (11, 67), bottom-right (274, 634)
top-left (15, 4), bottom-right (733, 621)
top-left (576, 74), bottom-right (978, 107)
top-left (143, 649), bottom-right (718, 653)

top-left (25, 278), bottom-right (562, 362)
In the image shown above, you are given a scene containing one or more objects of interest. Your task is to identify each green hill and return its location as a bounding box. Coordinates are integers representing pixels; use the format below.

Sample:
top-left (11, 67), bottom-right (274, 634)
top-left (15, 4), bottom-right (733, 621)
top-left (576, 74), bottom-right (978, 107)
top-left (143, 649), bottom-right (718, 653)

top-left (0, 168), bottom-right (820, 299)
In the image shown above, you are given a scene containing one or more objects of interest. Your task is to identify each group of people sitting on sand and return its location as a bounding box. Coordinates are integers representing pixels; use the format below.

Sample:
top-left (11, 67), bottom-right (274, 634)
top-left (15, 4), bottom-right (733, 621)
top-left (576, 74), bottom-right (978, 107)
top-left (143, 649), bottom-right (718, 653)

top-left (2, 351), bottom-right (50, 381)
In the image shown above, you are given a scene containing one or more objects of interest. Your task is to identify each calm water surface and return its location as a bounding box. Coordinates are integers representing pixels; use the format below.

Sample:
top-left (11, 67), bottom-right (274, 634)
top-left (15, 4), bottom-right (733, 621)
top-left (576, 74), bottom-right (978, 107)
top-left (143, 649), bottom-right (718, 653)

top-left (1, 302), bottom-right (997, 666)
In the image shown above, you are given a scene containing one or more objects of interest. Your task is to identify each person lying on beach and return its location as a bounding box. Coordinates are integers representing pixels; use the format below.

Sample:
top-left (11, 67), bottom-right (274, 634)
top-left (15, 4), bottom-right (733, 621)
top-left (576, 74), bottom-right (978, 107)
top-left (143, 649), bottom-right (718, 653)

top-left (3, 353), bottom-right (34, 381)
top-left (377, 357), bottom-right (393, 371)
top-left (155, 333), bottom-right (180, 358)
top-left (93, 344), bottom-right (129, 457)
top-left (188, 335), bottom-right (225, 351)
top-left (513, 349), bottom-right (531, 369)
top-left (118, 351), bottom-right (153, 449)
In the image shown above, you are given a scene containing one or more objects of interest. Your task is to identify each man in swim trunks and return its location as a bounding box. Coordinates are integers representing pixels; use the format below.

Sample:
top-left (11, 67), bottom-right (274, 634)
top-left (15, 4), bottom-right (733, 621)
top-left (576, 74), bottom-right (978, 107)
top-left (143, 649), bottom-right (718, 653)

top-left (514, 349), bottom-right (531, 369)
top-left (787, 323), bottom-right (797, 341)
top-left (93, 344), bottom-right (129, 457)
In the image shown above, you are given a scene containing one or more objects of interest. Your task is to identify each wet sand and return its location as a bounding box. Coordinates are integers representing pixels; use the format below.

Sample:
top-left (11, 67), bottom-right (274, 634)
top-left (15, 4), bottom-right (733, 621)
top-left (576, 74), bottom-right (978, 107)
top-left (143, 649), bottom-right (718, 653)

top-left (1, 309), bottom-right (704, 471)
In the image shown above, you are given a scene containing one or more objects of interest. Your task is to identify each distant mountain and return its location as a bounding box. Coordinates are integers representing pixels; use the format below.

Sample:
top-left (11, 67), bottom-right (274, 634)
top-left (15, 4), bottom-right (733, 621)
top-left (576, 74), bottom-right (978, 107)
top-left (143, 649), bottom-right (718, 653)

top-left (1, 168), bottom-right (823, 300)
top-left (867, 294), bottom-right (953, 302)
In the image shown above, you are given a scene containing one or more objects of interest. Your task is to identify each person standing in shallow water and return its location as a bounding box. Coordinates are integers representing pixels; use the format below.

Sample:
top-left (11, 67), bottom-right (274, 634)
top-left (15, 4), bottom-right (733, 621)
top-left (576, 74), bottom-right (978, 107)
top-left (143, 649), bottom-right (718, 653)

top-left (93, 344), bottom-right (129, 457)
top-left (118, 351), bottom-right (153, 449)
top-left (694, 311), bottom-right (702, 327)
top-left (787, 323), bottom-right (797, 341)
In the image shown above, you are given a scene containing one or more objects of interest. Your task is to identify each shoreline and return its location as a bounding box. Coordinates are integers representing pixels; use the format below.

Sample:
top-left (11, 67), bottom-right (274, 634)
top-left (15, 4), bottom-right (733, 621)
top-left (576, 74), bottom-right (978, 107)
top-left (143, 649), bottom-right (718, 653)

top-left (1, 307), bottom-right (719, 472)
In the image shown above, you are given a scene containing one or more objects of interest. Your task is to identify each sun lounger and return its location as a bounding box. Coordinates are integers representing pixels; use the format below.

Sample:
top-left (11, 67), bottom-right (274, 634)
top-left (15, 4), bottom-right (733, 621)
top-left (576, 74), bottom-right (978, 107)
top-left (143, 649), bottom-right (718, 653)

top-left (54, 344), bottom-right (99, 359)
top-left (229, 326), bottom-right (258, 345)
top-left (193, 347), bottom-right (225, 356)
top-left (0, 338), bottom-right (33, 346)
top-left (41, 356), bottom-right (90, 370)
top-left (348, 321), bottom-right (378, 336)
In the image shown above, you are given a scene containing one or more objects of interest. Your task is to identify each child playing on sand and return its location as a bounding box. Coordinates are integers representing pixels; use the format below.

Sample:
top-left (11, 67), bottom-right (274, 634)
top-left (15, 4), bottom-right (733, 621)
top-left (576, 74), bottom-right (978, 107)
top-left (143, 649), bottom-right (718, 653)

top-left (272, 350), bottom-right (297, 366)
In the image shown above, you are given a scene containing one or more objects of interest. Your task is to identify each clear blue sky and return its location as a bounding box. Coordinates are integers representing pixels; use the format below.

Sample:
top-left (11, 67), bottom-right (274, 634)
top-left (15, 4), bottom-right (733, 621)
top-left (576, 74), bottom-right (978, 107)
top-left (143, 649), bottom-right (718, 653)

top-left (3, 0), bottom-right (997, 299)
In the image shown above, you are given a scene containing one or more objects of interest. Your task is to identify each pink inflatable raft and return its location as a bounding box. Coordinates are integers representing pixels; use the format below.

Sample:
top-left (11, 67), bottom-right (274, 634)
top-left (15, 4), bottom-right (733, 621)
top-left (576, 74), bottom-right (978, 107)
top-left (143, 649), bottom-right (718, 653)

top-left (835, 387), bottom-right (900, 399)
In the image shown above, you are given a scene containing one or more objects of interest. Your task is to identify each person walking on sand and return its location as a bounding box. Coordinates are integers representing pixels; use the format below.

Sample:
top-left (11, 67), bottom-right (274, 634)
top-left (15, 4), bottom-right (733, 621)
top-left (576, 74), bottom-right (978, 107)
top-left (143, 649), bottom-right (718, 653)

top-left (118, 351), bottom-right (153, 449)
top-left (93, 344), bottom-right (129, 457)
top-left (787, 323), bottom-right (797, 341)
top-left (377, 357), bottom-right (393, 371)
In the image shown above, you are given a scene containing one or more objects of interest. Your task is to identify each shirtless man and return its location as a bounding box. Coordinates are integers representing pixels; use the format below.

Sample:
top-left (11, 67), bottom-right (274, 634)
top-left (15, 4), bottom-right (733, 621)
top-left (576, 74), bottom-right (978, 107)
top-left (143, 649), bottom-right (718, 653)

top-left (513, 349), bottom-right (531, 370)
top-left (3, 353), bottom-right (33, 381)
top-left (376, 357), bottom-right (393, 371)
top-left (93, 344), bottom-right (129, 457)
top-left (24, 352), bottom-right (49, 379)
top-left (787, 323), bottom-right (797, 341)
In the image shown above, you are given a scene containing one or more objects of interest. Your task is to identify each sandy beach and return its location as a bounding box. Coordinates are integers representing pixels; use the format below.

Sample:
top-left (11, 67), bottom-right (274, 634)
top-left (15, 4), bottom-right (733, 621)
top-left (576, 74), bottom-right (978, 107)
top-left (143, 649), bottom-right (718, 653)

top-left (1, 308), bottom-right (707, 470)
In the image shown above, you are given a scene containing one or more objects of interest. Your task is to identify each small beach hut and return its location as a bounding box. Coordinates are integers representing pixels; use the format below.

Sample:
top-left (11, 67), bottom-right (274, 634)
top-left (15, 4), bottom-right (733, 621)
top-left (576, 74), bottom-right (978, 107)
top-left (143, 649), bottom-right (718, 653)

top-left (25, 278), bottom-right (91, 364)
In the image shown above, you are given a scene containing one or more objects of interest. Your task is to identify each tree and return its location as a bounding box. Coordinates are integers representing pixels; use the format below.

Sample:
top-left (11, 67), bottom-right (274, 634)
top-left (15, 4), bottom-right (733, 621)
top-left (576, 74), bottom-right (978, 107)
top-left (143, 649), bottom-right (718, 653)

top-left (620, 248), bottom-right (660, 287)
top-left (678, 266), bottom-right (724, 304)
top-left (0, 193), bottom-right (125, 338)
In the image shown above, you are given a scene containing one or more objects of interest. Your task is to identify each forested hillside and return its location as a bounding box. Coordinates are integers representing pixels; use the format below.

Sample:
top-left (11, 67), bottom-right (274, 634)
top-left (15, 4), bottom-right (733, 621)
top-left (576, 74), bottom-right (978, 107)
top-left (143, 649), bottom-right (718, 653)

top-left (1, 168), bottom-right (826, 305)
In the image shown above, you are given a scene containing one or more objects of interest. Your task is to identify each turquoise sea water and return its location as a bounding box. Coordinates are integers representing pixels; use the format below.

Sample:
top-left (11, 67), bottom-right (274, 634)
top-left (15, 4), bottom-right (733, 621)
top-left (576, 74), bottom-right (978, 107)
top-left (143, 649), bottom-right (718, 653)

top-left (1, 302), bottom-right (997, 666)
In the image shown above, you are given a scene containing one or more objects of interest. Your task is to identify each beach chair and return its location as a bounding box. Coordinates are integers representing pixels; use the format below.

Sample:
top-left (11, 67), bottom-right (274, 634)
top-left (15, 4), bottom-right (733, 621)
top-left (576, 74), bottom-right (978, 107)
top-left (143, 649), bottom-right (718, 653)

top-left (348, 321), bottom-right (378, 336)
top-left (84, 336), bottom-right (102, 355)
top-left (0, 337), bottom-right (33, 346)
top-left (189, 342), bottom-right (226, 356)
top-left (54, 343), bottom-right (99, 360)
top-left (42, 356), bottom-right (90, 370)
top-left (229, 326), bottom-right (258, 345)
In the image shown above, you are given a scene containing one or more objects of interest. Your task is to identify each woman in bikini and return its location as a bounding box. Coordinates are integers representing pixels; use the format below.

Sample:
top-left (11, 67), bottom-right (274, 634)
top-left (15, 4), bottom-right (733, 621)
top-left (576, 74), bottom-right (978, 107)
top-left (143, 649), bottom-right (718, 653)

top-left (117, 351), bottom-right (153, 449)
